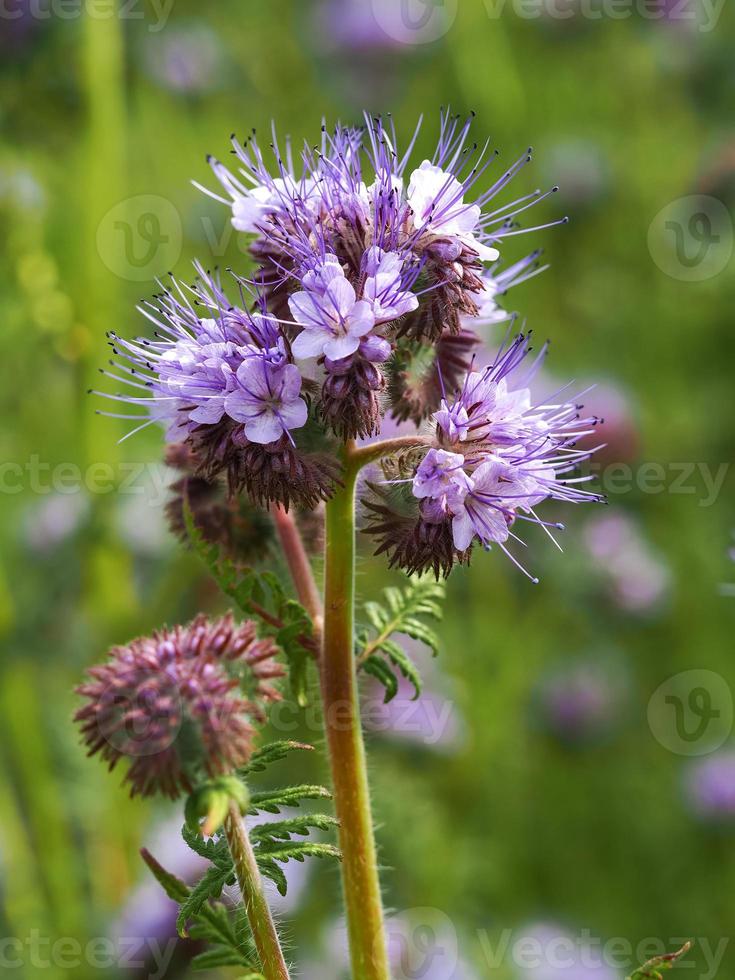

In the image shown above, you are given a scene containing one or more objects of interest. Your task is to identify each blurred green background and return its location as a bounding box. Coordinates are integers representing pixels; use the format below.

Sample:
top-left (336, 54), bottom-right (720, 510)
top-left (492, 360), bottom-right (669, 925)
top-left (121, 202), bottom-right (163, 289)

top-left (2, 1), bottom-right (735, 977)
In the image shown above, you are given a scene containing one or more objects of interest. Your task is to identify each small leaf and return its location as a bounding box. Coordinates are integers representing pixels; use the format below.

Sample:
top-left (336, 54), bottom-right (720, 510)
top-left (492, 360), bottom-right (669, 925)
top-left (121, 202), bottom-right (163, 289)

top-left (356, 577), bottom-right (445, 700)
top-left (362, 655), bottom-right (399, 702)
top-left (250, 813), bottom-right (339, 842)
top-left (176, 866), bottom-right (229, 938)
top-left (255, 841), bottom-right (342, 864)
top-left (140, 849), bottom-right (189, 904)
top-left (249, 784), bottom-right (332, 813)
top-left (628, 941), bottom-right (692, 979)
top-left (191, 948), bottom-right (254, 971)
top-left (240, 740), bottom-right (314, 776)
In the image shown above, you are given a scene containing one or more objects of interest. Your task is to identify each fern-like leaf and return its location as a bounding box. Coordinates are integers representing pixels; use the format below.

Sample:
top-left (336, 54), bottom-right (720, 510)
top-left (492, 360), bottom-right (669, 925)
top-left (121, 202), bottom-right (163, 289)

top-left (141, 849), bottom-right (256, 972)
top-left (250, 813), bottom-right (339, 842)
top-left (240, 740), bottom-right (315, 776)
top-left (249, 784), bottom-right (332, 814)
top-left (176, 865), bottom-right (230, 938)
top-left (356, 577), bottom-right (445, 701)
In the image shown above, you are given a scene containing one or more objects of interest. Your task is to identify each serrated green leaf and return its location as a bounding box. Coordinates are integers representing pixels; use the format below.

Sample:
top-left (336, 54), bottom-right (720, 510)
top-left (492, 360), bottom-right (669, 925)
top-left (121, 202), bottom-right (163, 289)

top-left (250, 813), bottom-right (339, 842)
top-left (255, 841), bottom-right (341, 864)
top-left (256, 857), bottom-right (289, 896)
top-left (140, 848), bottom-right (190, 904)
top-left (249, 784), bottom-right (332, 813)
top-left (356, 577), bottom-right (445, 700)
top-left (191, 948), bottom-right (254, 971)
top-left (176, 866), bottom-right (230, 938)
top-left (362, 655), bottom-right (399, 702)
top-left (240, 740), bottom-right (314, 776)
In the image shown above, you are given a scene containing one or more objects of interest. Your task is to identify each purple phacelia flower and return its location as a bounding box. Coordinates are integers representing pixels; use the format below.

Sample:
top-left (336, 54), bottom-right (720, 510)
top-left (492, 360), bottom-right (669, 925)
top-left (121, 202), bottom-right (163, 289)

top-left (224, 351), bottom-right (308, 445)
top-left (365, 332), bottom-right (603, 580)
top-left (74, 614), bottom-right (284, 799)
top-left (289, 263), bottom-right (376, 360)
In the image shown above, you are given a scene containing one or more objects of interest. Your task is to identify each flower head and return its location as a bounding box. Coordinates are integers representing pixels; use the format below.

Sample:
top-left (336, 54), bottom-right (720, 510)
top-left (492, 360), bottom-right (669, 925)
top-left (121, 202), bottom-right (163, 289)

top-left (75, 614), bottom-right (283, 799)
top-left (365, 333), bottom-right (604, 580)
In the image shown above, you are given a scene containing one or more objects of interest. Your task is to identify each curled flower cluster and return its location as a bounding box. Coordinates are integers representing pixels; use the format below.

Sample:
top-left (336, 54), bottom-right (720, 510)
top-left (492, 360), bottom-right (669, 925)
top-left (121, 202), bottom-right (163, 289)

top-left (74, 614), bottom-right (283, 799)
top-left (364, 334), bottom-right (605, 580)
top-left (96, 110), bottom-right (599, 577)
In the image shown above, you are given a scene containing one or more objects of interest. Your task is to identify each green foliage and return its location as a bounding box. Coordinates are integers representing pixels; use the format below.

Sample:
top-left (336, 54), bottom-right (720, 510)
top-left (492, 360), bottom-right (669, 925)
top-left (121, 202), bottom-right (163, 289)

top-left (184, 501), bottom-right (314, 705)
top-left (239, 739), bottom-right (315, 776)
top-left (356, 577), bottom-right (445, 702)
top-left (185, 774), bottom-right (250, 835)
top-left (141, 848), bottom-right (256, 971)
top-left (145, 744), bottom-right (339, 958)
top-left (627, 942), bottom-right (692, 979)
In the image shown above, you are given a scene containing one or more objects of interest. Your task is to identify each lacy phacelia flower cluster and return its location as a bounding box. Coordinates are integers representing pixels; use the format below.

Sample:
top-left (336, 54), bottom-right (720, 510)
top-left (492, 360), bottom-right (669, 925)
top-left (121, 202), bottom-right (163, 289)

top-left (364, 333), bottom-right (604, 580)
top-left (74, 615), bottom-right (283, 798)
top-left (98, 111), bottom-right (600, 577)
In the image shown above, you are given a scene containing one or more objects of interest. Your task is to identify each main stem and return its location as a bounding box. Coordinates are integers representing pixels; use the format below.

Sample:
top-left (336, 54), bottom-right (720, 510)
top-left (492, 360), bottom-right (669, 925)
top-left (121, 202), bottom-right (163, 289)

top-left (223, 802), bottom-right (291, 980)
top-left (321, 451), bottom-right (390, 980)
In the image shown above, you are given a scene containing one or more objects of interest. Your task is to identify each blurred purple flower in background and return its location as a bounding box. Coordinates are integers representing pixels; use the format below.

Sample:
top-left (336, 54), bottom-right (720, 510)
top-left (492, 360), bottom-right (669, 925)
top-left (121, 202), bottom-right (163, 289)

top-left (514, 922), bottom-right (621, 980)
top-left (314, 0), bottom-right (440, 51)
top-left (302, 911), bottom-right (479, 980)
top-left (684, 750), bottom-right (735, 823)
top-left (531, 657), bottom-right (629, 746)
top-left (141, 22), bottom-right (224, 95)
top-left (584, 513), bottom-right (670, 614)
top-left (540, 140), bottom-right (609, 210)
top-left (24, 492), bottom-right (90, 554)
top-left (0, 0), bottom-right (40, 57)
top-left (576, 382), bottom-right (640, 466)
top-left (363, 638), bottom-right (465, 752)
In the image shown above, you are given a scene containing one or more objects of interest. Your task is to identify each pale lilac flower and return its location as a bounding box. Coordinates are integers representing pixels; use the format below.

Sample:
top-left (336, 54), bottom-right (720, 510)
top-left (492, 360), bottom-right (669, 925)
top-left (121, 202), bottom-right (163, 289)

top-left (362, 247), bottom-right (419, 322)
top-left (407, 160), bottom-right (500, 261)
top-left (224, 353), bottom-right (308, 445)
top-left (450, 459), bottom-right (540, 552)
top-left (412, 448), bottom-right (473, 523)
top-left (290, 269), bottom-right (375, 361)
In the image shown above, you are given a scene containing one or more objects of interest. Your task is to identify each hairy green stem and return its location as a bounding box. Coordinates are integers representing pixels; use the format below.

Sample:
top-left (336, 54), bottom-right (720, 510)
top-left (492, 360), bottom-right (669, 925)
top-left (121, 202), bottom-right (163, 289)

top-left (223, 802), bottom-right (291, 980)
top-left (320, 447), bottom-right (390, 980)
top-left (347, 434), bottom-right (430, 470)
